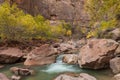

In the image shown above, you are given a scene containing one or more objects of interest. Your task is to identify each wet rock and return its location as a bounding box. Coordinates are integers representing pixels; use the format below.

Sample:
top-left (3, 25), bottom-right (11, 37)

top-left (78, 39), bottom-right (119, 69)
top-left (114, 74), bottom-right (120, 80)
top-left (63, 54), bottom-right (78, 64)
top-left (0, 48), bottom-right (25, 64)
top-left (0, 73), bottom-right (10, 80)
top-left (54, 73), bottom-right (97, 80)
top-left (24, 44), bottom-right (58, 66)
top-left (10, 67), bottom-right (35, 76)
top-left (11, 75), bottom-right (21, 80)
top-left (110, 57), bottom-right (120, 74)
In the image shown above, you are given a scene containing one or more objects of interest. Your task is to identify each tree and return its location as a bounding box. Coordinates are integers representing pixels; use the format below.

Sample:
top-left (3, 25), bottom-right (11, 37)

top-left (85, 0), bottom-right (120, 38)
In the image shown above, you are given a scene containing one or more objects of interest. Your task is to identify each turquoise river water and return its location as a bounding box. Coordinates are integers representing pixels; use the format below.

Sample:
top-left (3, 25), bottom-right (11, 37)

top-left (0, 55), bottom-right (115, 80)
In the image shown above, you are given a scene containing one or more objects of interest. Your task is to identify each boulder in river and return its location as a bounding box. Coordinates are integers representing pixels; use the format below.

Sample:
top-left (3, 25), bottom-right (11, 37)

top-left (0, 48), bottom-right (25, 64)
top-left (0, 73), bottom-right (9, 80)
top-left (78, 39), bottom-right (119, 69)
top-left (110, 57), bottom-right (120, 74)
top-left (63, 54), bottom-right (78, 64)
top-left (10, 67), bottom-right (35, 76)
top-left (24, 44), bottom-right (58, 66)
top-left (114, 73), bottom-right (120, 80)
top-left (54, 73), bottom-right (97, 80)
top-left (11, 75), bottom-right (21, 80)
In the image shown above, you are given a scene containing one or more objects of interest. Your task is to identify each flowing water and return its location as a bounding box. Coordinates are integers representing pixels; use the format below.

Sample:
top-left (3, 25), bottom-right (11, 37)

top-left (0, 55), bottom-right (114, 80)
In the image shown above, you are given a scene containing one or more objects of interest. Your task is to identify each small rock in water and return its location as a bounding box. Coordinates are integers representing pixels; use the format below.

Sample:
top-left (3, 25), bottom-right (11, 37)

top-left (54, 73), bottom-right (97, 80)
top-left (114, 74), bottom-right (120, 80)
top-left (63, 54), bottom-right (78, 64)
top-left (11, 75), bottom-right (21, 80)
top-left (10, 67), bottom-right (35, 76)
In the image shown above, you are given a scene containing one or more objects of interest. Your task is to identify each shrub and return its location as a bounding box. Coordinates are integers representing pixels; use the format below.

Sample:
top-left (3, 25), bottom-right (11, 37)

top-left (85, 0), bottom-right (120, 38)
top-left (0, 2), bottom-right (71, 42)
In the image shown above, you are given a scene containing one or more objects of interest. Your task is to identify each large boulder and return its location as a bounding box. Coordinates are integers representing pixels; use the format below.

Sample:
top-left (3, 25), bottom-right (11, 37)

top-left (110, 57), bottom-right (120, 74)
top-left (0, 48), bottom-right (25, 64)
top-left (24, 44), bottom-right (58, 66)
top-left (10, 67), bottom-right (35, 76)
top-left (54, 73), bottom-right (97, 80)
top-left (78, 39), bottom-right (119, 69)
top-left (63, 54), bottom-right (78, 64)
top-left (0, 73), bottom-right (9, 80)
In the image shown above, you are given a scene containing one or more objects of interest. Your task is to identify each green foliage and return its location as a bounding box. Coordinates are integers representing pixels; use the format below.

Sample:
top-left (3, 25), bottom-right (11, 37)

top-left (0, 2), bottom-right (71, 42)
top-left (85, 0), bottom-right (120, 38)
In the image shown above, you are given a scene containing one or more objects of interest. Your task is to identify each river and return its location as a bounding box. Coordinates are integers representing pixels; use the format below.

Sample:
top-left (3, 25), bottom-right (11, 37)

top-left (0, 55), bottom-right (114, 80)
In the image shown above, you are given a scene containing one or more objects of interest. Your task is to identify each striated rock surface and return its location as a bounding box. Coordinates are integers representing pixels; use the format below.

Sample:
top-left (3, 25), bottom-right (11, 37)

top-left (78, 39), bottom-right (119, 69)
top-left (24, 44), bottom-right (58, 66)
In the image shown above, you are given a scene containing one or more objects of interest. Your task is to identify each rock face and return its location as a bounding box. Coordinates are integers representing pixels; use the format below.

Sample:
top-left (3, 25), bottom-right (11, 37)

top-left (24, 44), bottom-right (58, 66)
top-left (78, 39), bottom-right (119, 69)
top-left (10, 67), bottom-right (35, 76)
top-left (54, 73), bottom-right (97, 80)
top-left (110, 57), bottom-right (120, 74)
top-left (0, 73), bottom-right (9, 80)
top-left (10, 0), bottom-right (89, 24)
top-left (0, 48), bottom-right (25, 64)
top-left (0, 0), bottom-right (4, 4)
top-left (63, 54), bottom-right (78, 64)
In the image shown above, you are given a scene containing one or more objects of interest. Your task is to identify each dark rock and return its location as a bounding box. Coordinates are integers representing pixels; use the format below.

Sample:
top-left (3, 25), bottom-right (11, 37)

top-left (78, 39), bottom-right (119, 69)
top-left (10, 67), bottom-right (35, 76)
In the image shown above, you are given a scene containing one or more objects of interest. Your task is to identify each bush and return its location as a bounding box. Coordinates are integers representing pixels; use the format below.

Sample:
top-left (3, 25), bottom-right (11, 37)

top-left (0, 2), bottom-right (71, 42)
top-left (85, 0), bottom-right (120, 38)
